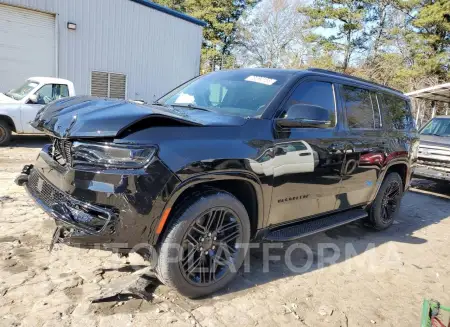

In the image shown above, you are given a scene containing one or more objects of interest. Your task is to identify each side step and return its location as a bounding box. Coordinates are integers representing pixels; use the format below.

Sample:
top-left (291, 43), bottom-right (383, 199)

top-left (264, 209), bottom-right (368, 242)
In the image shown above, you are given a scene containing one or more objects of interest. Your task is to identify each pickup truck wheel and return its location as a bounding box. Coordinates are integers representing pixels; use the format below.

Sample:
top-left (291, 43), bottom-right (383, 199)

top-left (0, 121), bottom-right (12, 146)
top-left (157, 190), bottom-right (250, 298)
top-left (368, 172), bottom-right (403, 230)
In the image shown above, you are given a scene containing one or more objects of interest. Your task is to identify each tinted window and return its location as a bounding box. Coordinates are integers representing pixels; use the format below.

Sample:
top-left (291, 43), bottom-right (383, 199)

top-left (342, 86), bottom-right (375, 129)
top-left (380, 93), bottom-right (414, 130)
top-left (283, 81), bottom-right (336, 127)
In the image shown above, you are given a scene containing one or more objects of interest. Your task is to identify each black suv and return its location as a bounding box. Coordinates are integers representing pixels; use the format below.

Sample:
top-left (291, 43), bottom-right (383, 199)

top-left (16, 68), bottom-right (418, 298)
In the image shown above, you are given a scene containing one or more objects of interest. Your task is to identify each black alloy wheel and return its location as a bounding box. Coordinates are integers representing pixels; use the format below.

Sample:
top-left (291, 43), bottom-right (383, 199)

top-left (380, 179), bottom-right (402, 223)
top-left (368, 172), bottom-right (404, 230)
top-left (157, 189), bottom-right (250, 298)
top-left (180, 207), bottom-right (243, 286)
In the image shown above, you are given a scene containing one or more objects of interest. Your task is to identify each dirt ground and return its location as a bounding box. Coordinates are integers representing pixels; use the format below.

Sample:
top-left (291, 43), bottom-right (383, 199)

top-left (1, 135), bottom-right (450, 327)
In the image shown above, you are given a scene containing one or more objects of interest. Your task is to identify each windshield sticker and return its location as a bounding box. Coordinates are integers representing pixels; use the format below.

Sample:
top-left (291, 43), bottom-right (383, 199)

top-left (174, 92), bottom-right (195, 104)
top-left (245, 75), bottom-right (277, 85)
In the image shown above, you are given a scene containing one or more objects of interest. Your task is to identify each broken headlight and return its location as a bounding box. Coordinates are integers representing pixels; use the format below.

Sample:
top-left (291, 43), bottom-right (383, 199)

top-left (72, 142), bottom-right (156, 169)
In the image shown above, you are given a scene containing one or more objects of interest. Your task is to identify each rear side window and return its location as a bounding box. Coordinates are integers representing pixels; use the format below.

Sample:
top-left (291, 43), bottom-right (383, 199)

top-left (379, 93), bottom-right (414, 130)
top-left (283, 81), bottom-right (336, 127)
top-left (341, 85), bottom-right (375, 129)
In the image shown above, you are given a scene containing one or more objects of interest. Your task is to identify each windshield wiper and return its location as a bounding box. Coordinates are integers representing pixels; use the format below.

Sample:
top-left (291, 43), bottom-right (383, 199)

top-left (152, 101), bottom-right (173, 108)
top-left (173, 103), bottom-right (214, 112)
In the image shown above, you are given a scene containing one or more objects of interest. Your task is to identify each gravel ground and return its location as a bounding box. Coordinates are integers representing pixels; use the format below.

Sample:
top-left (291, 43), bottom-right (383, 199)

top-left (1, 135), bottom-right (450, 327)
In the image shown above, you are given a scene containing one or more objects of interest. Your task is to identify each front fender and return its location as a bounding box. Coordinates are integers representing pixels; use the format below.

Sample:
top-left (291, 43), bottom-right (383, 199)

top-left (0, 105), bottom-right (22, 132)
top-left (151, 170), bottom-right (265, 245)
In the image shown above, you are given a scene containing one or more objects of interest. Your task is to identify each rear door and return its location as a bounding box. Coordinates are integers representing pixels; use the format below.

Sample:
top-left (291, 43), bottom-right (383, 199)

top-left (336, 84), bottom-right (385, 209)
top-left (267, 78), bottom-right (347, 226)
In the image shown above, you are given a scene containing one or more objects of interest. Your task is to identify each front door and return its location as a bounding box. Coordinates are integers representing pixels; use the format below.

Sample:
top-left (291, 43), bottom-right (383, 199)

top-left (267, 79), bottom-right (346, 226)
top-left (20, 83), bottom-right (69, 133)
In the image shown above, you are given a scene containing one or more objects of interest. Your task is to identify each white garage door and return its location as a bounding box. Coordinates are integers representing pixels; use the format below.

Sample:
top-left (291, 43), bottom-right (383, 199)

top-left (0, 4), bottom-right (55, 91)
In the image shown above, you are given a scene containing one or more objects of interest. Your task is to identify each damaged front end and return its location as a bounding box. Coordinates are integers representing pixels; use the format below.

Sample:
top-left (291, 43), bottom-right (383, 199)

top-left (16, 141), bottom-right (179, 252)
top-left (16, 161), bottom-right (117, 249)
top-left (15, 97), bottom-right (187, 252)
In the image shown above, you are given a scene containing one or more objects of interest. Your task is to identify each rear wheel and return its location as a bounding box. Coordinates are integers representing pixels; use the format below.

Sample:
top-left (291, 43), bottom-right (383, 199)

top-left (0, 121), bottom-right (12, 146)
top-left (368, 172), bottom-right (403, 230)
top-left (157, 189), bottom-right (250, 298)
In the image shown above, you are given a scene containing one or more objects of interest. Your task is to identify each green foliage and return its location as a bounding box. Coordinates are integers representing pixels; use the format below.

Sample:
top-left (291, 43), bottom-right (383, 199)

top-left (153, 0), bottom-right (259, 73)
top-left (298, 0), bottom-right (449, 91)
top-left (299, 0), bottom-right (370, 71)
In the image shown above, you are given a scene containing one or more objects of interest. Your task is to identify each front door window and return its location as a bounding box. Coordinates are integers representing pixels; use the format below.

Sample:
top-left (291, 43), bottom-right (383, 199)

top-left (33, 84), bottom-right (69, 104)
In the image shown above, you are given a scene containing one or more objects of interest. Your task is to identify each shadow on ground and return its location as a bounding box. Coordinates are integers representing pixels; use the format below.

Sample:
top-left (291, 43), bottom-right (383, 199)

top-left (8, 134), bottom-right (50, 148)
top-left (96, 183), bottom-right (450, 309)
top-left (209, 185), bottom-right (450, 300)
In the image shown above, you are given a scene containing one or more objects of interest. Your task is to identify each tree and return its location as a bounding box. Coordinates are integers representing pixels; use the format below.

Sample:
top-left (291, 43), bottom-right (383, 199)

top-left (408, 0), bottom-right (450, 78)
top-left (153, 0), bottom-right (259, 72)
top-left (235, 0), bottom-right (306, 68)
top-left (299, 0), bottom-right (370, 72)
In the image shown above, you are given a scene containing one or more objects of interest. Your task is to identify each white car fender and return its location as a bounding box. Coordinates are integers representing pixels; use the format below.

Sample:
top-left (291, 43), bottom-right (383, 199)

top-left (0, 105), bottom-right (22, 132)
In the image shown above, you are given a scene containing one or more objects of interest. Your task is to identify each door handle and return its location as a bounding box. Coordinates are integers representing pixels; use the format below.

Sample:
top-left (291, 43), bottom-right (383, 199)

top-left (299, 152), bottom-right (311, 156)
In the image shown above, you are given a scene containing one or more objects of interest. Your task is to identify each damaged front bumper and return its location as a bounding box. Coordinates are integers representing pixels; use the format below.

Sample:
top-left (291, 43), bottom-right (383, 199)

top-left (15, 144), bottom-right (180, 251)
top-left (16, 164), bottom-right (119, 249)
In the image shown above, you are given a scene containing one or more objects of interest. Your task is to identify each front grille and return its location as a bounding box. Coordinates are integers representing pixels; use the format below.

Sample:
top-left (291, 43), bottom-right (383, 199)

top-left (27, 169), bottom-right (66, 208)
top-left (418, 144), bottom-right (450, 169)
top-left (50, 138), bottom-right (72, 166)
top-left (27, 169), bottom-right (115, 233)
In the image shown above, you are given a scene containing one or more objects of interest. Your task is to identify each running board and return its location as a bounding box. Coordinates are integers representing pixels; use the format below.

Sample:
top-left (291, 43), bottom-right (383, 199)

top-left (264, 209), bottom-right (368, 242)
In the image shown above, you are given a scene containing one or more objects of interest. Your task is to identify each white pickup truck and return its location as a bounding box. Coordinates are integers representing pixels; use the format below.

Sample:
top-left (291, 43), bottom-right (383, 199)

top-left (0, 77), bottom-right (75, 145)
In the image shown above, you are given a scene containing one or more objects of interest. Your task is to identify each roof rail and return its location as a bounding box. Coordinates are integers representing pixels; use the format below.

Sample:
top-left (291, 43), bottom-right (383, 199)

top-left (306, 68), bottom-right (402, 94)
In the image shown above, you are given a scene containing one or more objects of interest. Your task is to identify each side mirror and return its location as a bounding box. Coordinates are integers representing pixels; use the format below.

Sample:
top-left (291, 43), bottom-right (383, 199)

top-left (28, 94), bottom-right (38, 104)
top-left (276, 104), bottom-right (332, 128)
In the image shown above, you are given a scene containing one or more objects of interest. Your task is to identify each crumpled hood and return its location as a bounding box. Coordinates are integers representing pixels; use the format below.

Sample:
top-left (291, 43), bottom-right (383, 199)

top-left (420, 134), bottom-right (450, 148)
top-left (32, 96), bottom-right (247, 138)
top-left (0, 93), bottom-right (18, 104)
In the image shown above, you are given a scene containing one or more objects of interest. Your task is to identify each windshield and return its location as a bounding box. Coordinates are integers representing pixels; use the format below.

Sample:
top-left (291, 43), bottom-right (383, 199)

top-left (5, 80), bottom-right (39, 101)
top-left (420, 118), bottom-right (450, 137)
top-left (157, 70), bottom-right (291, 117)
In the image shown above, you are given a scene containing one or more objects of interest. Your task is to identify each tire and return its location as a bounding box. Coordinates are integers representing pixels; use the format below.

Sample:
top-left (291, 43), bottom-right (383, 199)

top-left (368, 172), bottom-right (403, 230)
top-left (157, 189), bottom-right (251, 298)
top-left (0, 120), bottom-right (12, 146)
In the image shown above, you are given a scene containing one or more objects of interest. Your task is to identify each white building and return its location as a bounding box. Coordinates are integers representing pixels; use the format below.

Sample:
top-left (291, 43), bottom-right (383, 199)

top-left (0, 0), bottom-right (204, 102)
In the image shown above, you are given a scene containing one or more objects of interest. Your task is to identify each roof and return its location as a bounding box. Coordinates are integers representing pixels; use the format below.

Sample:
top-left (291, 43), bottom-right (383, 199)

top-left (217, 68), bottom-right (406, 97)
top-left (405, 83), bottom-right (450, 103)
top-left (130, 0), bottom-right (206, 27)
top-left (306, 68), bottom-right (405, 96)
top-left (28, 77), bottom-right (73, 85)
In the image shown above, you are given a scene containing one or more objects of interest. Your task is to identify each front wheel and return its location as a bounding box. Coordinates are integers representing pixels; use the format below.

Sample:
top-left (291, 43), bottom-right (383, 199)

top-left (368, 172), bottom-right (404, 230)
top-left (0, 121), bottom-right (12, 146)
top-left (156, 190), bottom-right (250, 298)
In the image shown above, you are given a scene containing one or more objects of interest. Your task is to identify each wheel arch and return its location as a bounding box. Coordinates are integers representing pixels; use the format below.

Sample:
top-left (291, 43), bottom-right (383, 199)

top-left (384, 162), bottom-right (409, 189)
top-left (369, 161), bottom-right (410, 205)
top-left (154, 171), bottom-right (264, 245)
top-left (0, 115), bottom-right (17, 132)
